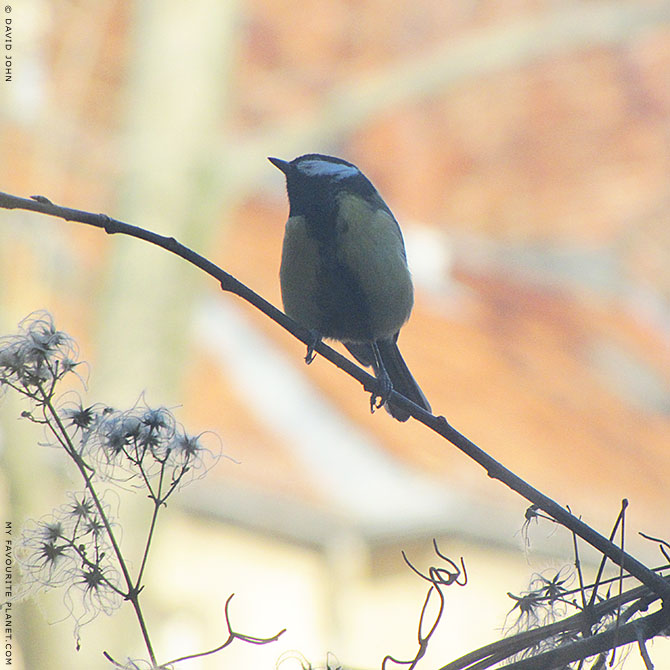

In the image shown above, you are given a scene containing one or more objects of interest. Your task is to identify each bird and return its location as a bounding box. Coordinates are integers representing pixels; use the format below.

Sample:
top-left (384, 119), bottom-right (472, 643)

top-left (269, 153), bottom-right (431, 422)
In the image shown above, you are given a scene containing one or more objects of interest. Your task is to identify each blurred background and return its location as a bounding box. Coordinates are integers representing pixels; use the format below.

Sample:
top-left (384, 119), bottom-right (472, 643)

top-left (1, 1), bottom-right (670, 668)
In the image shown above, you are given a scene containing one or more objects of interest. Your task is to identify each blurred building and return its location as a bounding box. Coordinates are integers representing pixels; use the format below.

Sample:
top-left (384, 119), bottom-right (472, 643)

top-left (1, 1), bottom-right (670, 669)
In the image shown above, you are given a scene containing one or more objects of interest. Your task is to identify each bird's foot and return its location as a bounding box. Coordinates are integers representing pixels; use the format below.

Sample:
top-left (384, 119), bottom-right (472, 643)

top-left (304, 330), bottom-right (322, 364)
top-left (369, 369), bottom-right (393, 414)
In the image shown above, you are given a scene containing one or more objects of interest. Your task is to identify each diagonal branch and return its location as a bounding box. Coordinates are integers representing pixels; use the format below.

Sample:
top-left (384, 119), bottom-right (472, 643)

top-left (0, 191), bottom-right (374, 392)
top-left (3, 190), bottom-right (669, 603)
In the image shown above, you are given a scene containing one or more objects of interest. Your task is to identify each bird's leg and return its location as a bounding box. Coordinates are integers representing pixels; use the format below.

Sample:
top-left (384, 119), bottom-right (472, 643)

top-left (304, 329), bottom-right (322, 365)
top-left (370, 341), bottom-right (393, 413)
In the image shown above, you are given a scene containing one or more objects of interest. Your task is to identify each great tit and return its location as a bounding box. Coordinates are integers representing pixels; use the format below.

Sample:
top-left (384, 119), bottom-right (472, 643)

top-left (269, 153), bottom-right (431, 422)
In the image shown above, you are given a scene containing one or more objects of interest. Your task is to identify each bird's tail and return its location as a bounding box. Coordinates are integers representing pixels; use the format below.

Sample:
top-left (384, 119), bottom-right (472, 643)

top-left (345, 337), bottom-right (431, 422)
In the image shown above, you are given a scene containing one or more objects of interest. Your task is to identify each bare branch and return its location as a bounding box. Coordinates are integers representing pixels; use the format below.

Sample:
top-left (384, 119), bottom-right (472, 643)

top-left (5, 191), bottom-right (670, 670)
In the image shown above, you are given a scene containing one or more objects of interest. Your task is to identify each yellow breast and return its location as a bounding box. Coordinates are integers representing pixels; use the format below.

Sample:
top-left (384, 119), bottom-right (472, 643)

top-left (335, 196), bottom-right (413, 339)
top-left (279, 197), bottom-right (414, 342)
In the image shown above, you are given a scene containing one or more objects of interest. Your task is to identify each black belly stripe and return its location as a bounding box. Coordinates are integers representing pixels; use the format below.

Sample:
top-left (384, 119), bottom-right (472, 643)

top-left (314, 239), bottom-right (374, 343)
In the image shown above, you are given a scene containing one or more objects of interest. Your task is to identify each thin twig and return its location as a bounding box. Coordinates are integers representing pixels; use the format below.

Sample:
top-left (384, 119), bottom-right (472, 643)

top-left (159, 594), bottom-right (286, 667)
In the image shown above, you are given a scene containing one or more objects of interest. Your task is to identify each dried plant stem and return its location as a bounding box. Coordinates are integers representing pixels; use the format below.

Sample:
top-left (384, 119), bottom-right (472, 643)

top-left (37, 383), bottom-right (158, 666)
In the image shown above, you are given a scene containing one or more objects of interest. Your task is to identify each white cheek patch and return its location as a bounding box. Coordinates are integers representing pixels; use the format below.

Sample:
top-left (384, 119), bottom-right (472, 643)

top-left (297, 159), bottom-right (360, 180)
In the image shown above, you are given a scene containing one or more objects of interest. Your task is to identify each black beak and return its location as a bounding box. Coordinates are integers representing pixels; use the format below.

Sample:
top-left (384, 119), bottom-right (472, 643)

top-left (268, 157), bottom-right (291, 174)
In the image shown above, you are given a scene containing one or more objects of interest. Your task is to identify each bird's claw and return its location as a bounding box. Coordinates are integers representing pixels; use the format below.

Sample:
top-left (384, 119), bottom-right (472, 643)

top-left (305, 330), bottom-right (322, 365)
top-left (369, 372), bottom-right (393, 414)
